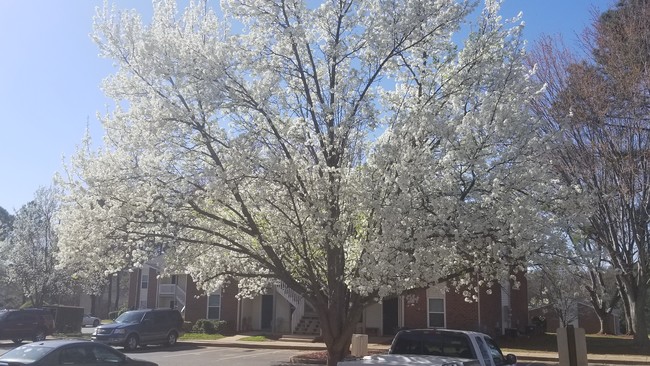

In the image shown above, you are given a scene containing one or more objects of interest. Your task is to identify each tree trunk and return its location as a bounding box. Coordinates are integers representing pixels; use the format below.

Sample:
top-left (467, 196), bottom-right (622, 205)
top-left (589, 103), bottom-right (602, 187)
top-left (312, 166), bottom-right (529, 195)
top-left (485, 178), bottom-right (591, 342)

top-left (313, 286), bottom-right (362, 366)
top-left (320, 310), bottom-right (355, 366)
top-left (630, 291), bottom-right (649, 347)
top-left (591, 306), bottom-right (608, 334)
top-left (90, 294), bottom-right (97, 316)
top-left (598, 316), bottom-right (606, 335)
top-left (115, 273), bottom-right (121, 310)
top-left (617, 276), bottom-right (634, 334)
top-left (107, 275), bottom-right (113, 313)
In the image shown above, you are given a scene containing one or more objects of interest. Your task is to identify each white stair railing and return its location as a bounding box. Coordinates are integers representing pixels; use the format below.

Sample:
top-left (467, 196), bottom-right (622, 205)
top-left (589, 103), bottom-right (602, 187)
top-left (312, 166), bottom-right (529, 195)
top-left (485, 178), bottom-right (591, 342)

top-left (175, 285), bottom-right (186, 308)
top-left (275, 282), bottom-right (305, 334)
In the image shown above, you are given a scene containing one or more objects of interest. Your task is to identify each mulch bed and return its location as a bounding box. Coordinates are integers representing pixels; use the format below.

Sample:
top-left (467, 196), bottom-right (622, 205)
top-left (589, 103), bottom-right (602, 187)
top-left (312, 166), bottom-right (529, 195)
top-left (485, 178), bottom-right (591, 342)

top-left (291, 349), bottom-right (388, 364)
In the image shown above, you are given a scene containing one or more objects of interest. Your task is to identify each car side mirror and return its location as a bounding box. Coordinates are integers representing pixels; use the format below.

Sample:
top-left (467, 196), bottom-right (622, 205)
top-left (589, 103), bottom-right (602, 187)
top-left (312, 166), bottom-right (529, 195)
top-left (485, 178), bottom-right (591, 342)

top-left (504, 354), bottom-right (517, 365)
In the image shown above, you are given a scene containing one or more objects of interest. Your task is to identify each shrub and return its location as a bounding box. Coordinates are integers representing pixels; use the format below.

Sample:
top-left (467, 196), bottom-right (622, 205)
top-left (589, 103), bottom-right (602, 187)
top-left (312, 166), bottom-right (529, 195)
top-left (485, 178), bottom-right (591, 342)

top-left (191, 319), bottom-right (228, 334)
top-left (108, 307), bottom-right (129, 320)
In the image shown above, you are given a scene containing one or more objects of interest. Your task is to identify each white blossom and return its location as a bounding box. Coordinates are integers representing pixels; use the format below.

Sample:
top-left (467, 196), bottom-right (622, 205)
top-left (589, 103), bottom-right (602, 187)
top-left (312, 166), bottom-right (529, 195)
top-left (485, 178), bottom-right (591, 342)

top-left (56, 1), bottom-right (559, 363)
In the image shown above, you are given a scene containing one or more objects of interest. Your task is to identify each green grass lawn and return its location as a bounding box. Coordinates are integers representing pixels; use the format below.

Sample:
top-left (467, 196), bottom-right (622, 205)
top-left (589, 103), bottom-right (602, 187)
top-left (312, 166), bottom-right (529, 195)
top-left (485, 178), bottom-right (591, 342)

top-left (238, 335), bottom-right (271, 341)
top-left (499, 333), bottom-right (650, 356)
top-left (180, 333), bottom-right (226, 341)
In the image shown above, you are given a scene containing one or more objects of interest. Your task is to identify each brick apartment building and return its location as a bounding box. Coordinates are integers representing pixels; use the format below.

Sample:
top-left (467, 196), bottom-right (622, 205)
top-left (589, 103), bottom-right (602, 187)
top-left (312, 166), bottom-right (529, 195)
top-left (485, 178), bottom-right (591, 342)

top-left (128, 262), bottom-right (528, 337)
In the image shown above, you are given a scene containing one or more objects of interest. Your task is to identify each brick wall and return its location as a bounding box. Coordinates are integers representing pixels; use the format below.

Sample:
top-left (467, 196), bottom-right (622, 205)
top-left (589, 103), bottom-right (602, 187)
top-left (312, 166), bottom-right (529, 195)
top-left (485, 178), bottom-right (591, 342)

top-left (445, 287), bottom-right (479, 331)
top-left (220, 281), bottom-right (239, 334)
top-left (184, 277), bottom-right (207, 324)
top-left (182, 278), bottom-right (238, 334)
top-left (529, 306), bottom-right (561, 332)
top-left (403, 288), bottom-right (427, 328)
top-left (578, 303), bottom-right (618, 334)
top-left (127, 270), bottom-right (139, 309)
top-left (147, 267), bottom-right (158, 308)
top-left (478, 282), bottom-right (502, 336)
top-left (510, 273), bottom-right (529, 332)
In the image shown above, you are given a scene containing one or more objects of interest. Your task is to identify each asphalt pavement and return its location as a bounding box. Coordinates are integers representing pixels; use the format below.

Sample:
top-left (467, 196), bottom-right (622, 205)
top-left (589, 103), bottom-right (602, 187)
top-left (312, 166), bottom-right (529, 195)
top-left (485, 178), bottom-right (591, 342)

top-left (182, 334), bottom-right (650, 366)
top-left (40, 328), bottom-right (650, 365)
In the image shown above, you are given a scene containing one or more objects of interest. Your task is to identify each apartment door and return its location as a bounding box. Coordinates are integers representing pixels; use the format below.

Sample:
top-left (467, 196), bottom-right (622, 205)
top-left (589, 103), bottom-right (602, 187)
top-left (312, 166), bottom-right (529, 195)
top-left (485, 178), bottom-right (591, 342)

top-left (382, 297), bottom-right (399, 336)
top-left (261, 295), bottom-right (273, 330)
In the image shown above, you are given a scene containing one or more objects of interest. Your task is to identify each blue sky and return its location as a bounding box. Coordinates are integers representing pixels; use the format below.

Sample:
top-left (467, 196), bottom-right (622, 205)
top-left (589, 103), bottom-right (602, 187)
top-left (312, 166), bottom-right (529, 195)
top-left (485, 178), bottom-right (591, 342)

top-left (0, 0), bottom-right (612, 213)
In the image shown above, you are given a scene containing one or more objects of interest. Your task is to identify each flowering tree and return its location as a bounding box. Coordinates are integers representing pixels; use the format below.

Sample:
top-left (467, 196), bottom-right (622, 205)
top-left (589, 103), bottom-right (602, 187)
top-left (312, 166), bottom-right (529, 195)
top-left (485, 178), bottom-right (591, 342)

top-left (0, 206), bottom-right (13, 241)
top-left (528, 264), bottom-right (586, 327)
top-left (1, 187), bottom-right (72, 307)
top-left (57, 1), bottom-right (555, 363)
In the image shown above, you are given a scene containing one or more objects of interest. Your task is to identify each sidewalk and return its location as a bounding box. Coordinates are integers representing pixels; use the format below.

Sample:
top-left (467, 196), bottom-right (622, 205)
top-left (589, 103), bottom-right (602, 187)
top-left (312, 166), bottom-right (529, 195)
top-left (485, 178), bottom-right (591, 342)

top-left (184, 334), bottom-right (650, 365)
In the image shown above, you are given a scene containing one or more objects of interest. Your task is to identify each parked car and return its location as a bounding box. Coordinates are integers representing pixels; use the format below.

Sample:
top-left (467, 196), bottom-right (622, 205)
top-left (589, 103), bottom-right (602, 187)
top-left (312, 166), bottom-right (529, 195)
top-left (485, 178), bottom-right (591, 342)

top-left (82, 314), bottom-right (101, 327)
top-left (339, 329), bottom-right (516, 366)
top-left (0, 309), bottom-right (55, 344)
top-left (92, 308), bottom-right (184, 351)
top-left (0, 339), bottom-right (157, 366)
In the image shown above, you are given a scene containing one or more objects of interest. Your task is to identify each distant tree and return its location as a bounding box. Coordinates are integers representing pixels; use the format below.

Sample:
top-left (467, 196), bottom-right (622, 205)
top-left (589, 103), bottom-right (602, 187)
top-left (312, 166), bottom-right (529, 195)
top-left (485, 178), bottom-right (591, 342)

top-left (568, 236), bottom-right (621, 334)
top-left (529, 263), bottom-right (586, 327)
top-left (0, 206), bottom-right (14, 241)
top-left (0, 206), bottom-right (21, 308)
top-left (1, 187), bottom-right (73, 307)
top-left (530, 0), bottom-right (650, 346)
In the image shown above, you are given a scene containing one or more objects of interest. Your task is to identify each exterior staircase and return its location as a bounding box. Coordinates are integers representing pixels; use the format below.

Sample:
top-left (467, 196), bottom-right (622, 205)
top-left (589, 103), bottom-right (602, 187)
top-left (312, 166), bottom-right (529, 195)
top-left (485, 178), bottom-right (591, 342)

top-left (275, 281), bottom-right (322, 335)
top-left (292, 315), bottom-right (321, 335)
top-left (159, 283), bottom-right (186, 310)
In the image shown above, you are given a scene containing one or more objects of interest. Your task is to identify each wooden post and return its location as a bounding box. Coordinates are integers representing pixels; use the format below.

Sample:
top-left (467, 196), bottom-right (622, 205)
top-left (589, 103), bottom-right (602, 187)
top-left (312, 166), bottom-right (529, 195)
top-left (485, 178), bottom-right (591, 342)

top-left (566, 325), bottom-right (577, 366)
top-left (557, 325), bottom-right (588, 366)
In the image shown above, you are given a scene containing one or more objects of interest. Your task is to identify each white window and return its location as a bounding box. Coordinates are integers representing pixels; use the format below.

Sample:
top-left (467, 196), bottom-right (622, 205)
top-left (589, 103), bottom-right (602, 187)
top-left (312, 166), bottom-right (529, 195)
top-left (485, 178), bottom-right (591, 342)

top-left (428, 298), bottom-right (445, 328)
top-left (207, 292), bottom-right (221, 319)
top-left (141, 274), bottom-right (149, 289)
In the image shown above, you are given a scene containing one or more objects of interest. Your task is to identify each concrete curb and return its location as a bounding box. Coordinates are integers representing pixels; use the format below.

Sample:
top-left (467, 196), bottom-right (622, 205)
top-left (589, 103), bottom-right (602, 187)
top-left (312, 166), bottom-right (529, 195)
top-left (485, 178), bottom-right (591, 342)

top-left (183, 339), bottom-right (328, 351)
top-left (182, 339), bottom-right (650, 366)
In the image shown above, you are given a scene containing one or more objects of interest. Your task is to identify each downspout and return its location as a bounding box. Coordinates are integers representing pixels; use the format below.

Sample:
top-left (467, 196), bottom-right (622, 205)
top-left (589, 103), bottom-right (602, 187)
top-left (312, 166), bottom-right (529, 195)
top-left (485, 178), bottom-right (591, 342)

top-left (237, 298), bottom-right (241, 332)
top-left (135, 269), bottom-right (141, 309)
top-left (399, 295), bottom-right (404, 329)
top-left (477, 273), bottom-right (481, 331)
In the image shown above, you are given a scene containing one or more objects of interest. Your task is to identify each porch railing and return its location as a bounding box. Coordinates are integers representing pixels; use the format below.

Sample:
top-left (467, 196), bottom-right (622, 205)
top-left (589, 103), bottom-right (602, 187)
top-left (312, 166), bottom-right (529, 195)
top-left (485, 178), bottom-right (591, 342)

top-left (275, 282), bottom-right (305, 334)
top-left (158, 284), bottom-right (186, 309)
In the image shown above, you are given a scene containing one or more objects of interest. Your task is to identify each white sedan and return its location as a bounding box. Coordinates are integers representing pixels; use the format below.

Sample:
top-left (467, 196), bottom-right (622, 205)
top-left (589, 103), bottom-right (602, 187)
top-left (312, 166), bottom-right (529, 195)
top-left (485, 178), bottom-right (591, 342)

top-left (82, 314), bottom-right (101, 327)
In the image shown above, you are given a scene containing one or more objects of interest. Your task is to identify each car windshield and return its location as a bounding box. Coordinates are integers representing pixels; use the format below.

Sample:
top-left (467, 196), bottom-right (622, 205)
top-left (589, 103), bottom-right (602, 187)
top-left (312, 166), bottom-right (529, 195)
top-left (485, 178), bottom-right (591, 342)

top-left (114, 311), bottom-right (145, 324)
top-left (0, 311), bottom-right (8, 320)
top-left (0, 345), bottom-right (52, 363)
top-left (391, 331), bottom-right (474, 359)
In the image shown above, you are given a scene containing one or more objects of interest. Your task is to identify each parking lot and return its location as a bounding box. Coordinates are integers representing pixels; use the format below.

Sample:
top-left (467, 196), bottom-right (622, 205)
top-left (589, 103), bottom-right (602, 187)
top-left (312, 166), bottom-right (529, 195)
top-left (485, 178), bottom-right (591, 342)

top-left (0, 341), bottom-right (298, 366)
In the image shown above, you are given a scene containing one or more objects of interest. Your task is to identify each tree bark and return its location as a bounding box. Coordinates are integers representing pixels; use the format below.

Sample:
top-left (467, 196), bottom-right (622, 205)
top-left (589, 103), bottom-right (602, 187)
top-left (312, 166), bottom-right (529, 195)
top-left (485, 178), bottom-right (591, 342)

top-left (598, 316), bottom-right (606, 335)
top-left (90, 294), bottom-right (97, 316)
top-left (107, 275), bottom-right (113, 313)
top-left (115, 273), bottom-right (121, 310)
top-left (320, 309), bottom-right (356, 366)
top-left (629, 288), bottom-right (649, 346)
top-left (617, 276), bottom-right (634, 334)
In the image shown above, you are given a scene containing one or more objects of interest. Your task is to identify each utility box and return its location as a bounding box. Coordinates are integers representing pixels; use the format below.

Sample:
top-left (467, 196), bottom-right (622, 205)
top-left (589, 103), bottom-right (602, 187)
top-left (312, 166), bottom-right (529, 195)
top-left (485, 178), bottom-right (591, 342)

top-left (351, 334), bottom-right (368, 357)
top-left (557, 325), bottom-right (587, 366)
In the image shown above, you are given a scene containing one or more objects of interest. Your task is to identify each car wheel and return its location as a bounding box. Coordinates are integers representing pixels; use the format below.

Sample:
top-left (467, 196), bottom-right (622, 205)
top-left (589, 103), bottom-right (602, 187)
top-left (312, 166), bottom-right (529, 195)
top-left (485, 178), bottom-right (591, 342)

top-left (165, 331), bottom-right (178, 347)
top-left (124, 334), bottom-right (139, 351)
top-left (12, 338), bottom-right (24, 344)
top-left (93, 319), bottom-right (100, 327)
top-left (32, 329), bottom-right (47, 342)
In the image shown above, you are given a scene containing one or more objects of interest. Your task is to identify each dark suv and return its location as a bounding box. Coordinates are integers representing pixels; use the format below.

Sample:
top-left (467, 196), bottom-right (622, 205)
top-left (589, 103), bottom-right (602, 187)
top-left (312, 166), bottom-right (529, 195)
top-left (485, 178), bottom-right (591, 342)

top-left (92, 309), bottom-right (184, 351)
top-left (0, 309), bottom-right (56, 343)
